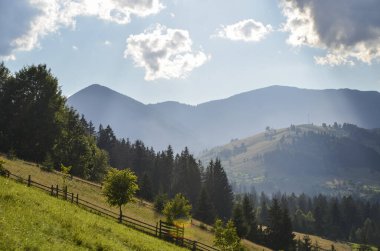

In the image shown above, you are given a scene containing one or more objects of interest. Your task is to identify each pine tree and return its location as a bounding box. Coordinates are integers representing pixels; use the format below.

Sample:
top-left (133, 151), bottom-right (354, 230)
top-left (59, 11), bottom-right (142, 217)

top-left (171, 147), bottom-right (201, 205)
top-left (139, 173), bottom-right (153, 201)
top-left (204, 159), bottom-right (233, 220)
top-left (266, 198), bottom-right (283, 250)
top-left (259, 193), bottom-right (269, 226)
top-left (97, 124), bottom-right (116, 154)
top-left (313, 205), bottom-right (324, 236)
top-left (214, 219), bottom-right (242, 251)
top-left (232, 203), bottom-right (247, 237)
top-left (194, 186), bottom-right (215, 224)
top-left (328, 199), bottom-right (342, 240)
top-left (242, 194), bottom-right (259, 242)
top-left (280, 207), bottom-right (295, 250)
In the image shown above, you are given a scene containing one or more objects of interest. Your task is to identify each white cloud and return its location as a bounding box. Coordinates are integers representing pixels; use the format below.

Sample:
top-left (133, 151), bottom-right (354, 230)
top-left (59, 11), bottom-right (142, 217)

top-left (72, 45), bottom-right (78, 50)
top-left (0, 0), bottom-right (40, 57)
top-left (215, 19), bottom-right (273, 42)
top-left (281, 0), bottom-right (380, 66)
top-left (0, 0), bottom-right (164, 59)
top-left (104, 40), bottom-right (111, 46)
top-left (124, 24), bottom-right (210, 81)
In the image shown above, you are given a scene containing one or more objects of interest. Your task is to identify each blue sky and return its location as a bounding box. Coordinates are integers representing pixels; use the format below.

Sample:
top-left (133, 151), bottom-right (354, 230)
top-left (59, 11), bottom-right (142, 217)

top-left (2, 0), bottom-right (380, 105)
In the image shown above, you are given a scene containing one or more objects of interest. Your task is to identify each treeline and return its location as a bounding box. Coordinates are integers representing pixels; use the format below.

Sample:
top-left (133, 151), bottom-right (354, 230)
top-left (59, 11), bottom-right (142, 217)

top-left (0, 63), bottom-right (109, 181)
top-left (83, 120), bottom-right (298, 250)
top-left (94, 124), bottom-right (234, 221)
top-left (235, 191), bottom-right (380, 247)
top-left (232, 194), bottom-right (294, 250)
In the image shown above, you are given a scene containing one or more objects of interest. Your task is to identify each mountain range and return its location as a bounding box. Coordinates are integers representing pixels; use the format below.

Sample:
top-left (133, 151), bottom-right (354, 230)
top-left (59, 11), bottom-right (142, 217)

top-left (67, 84), bottom-right (380, 153)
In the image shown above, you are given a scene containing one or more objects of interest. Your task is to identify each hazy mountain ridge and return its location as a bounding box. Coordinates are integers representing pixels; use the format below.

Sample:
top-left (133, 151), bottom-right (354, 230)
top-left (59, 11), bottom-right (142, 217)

top-left (199, 124), bottom-right (380, 197)
top-left (67, 84), bottom-right (380, 153)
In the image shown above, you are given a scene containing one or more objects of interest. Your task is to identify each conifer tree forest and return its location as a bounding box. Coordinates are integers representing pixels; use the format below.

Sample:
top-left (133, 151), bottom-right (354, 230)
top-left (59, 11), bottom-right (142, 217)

top-left (1, 63), bottom-right (380, 249)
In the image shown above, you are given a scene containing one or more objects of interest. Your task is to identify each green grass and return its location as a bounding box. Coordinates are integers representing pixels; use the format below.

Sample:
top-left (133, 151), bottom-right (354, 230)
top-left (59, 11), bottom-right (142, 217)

top-left (0, 176), bottom-right (186, 251)
top-left (3, 156), bottom-right (370, 251)
top-left (0, 155), bottom-right (272, 250)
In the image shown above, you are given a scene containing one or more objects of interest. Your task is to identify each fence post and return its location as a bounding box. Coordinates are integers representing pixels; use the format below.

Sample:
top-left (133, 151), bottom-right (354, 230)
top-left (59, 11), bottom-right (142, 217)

top-left (27, 175), bottom-right (31, 187)
top-left (159, 220), bottom-right (162, 238)
top-left (71, 192), bottom-right (74, 203)
top-left (192, 241), bottom-right (197, 251)
top-left (7, 170), bottom-right (10, 178)
top-left (64, 186), bottom-right (67, 200)
top-left (176, 226), bottom-right (179, 244)
top-left (56, 185), bottom-right (59, 197)
top-left (50, 185), bottom-right (54, 196)
top-left (76, 194), bottom-right (79, 204)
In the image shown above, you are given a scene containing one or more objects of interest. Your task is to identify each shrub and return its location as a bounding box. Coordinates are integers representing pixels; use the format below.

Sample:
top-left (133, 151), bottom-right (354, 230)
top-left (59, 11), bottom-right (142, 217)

top-left (154, 194), bottom-right (168, 213)
top-left (41, 153), bottom-right (54, 172)
top-left (213, 219), bottom-right (242, 251)
top-left (163, 193), bottom-right (191, 224)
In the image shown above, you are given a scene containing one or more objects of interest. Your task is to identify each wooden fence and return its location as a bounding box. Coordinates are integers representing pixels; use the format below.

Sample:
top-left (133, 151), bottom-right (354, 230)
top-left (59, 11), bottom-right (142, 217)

top-left (1, 170), bottom-right (218, 251)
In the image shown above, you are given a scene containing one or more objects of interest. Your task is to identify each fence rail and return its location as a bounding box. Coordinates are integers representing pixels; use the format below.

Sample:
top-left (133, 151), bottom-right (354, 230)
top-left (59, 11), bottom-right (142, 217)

top-left (2, 170), bottom-right (219, 251)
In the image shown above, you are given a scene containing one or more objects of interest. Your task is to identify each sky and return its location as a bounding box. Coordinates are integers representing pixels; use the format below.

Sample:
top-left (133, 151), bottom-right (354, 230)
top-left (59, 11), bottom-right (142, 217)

top-left (1, 0), bottom-right (380, 105)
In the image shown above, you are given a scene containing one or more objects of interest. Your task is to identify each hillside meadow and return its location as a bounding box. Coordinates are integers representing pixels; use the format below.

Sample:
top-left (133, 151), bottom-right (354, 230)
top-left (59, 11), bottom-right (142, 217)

top-left (1, 154), bottom-right (366, 251)
top-left (0, 155), bottom-right (273, 251)
top-left (0, 175), bottom-right (186, 250)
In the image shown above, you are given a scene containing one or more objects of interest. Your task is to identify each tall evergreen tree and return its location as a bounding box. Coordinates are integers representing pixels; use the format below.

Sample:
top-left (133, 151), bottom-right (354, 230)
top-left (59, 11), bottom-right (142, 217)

top-left (328, 199), bottom-right (342, 240)
top-left (194, 186), bottom-right (215, 225)
top-left (266, 198), bottom-right (283, 250)
top-left (232, 203), bottom-right (247, 237)
top-left (242, 194), bottom-right (259, 242)
top-left (97, 125), bottom-right (116, 154)
top-left (259, 193), bottom-right (270, 226)
top-left (139, 173), bottom-right (153, 201)
top-left (280, 207), bottom-right (295, 249)
top-left (171, 147), bottom-right (201, 205)
top-left (204, 159), bottom-right (233, 220)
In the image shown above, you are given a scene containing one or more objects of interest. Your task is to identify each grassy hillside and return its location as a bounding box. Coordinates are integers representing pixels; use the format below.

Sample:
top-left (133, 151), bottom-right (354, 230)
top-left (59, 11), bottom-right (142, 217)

top-left (0, 176), bottom-right (185, 250)
top-left (1, 155), bottom-right (368, 251)
top-left (0, 155), bottom-right (272, 251)
top-left (199, 124), bottom-right (380, 196)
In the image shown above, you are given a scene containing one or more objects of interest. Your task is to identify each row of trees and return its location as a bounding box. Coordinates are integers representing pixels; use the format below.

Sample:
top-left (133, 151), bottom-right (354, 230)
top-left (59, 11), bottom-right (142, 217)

top-left (239, 190), bottom-right (380, 247)
top-left (94, 124), bottom-right (235, 221)
top-left (0, 63), bottom-right (109, 181)
top-left (232, 195), bottom-right (294, 250)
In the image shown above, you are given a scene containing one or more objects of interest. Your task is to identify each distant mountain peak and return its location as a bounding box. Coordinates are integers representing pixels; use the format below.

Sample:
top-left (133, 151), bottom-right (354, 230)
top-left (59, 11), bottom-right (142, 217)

top-left (70, 84), bottom-right (143, 105)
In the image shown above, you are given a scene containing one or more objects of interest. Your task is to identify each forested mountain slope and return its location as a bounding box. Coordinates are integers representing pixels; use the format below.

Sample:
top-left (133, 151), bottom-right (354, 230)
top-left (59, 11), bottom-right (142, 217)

top-left (199, 124), bottom-right (380, 197)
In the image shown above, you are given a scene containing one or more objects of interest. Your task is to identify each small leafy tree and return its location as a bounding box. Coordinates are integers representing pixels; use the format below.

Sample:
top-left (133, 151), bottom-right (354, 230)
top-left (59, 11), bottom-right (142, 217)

top-left (214, 219), bottom-right (242, 251)
top-left (103, 168), bottom-right (138, 222)
top-left (60, 164), bottom-right (72, 188)
top-left (163, 193), bottom-right (192, 224)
